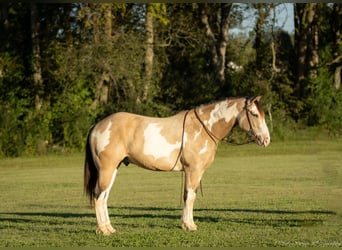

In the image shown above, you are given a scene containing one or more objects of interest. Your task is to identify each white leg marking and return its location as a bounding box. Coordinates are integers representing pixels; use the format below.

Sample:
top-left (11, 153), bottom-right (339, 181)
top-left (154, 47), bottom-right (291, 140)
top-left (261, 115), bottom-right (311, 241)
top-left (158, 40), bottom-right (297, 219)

top-left (182, 188), bottom-right (197, 231)
top-left (95, 169), bottom-right (118, 235)
top-left (95, 191), bottom-right (109, 235)
top-left (104, 169), bottom-right (117, 223)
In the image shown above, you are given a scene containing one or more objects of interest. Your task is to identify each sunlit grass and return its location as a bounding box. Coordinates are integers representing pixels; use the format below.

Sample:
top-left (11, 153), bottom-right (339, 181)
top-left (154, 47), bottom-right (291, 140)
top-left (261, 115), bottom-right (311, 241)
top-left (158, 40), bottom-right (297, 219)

top-left (0, 139), bottom-right (341, 246)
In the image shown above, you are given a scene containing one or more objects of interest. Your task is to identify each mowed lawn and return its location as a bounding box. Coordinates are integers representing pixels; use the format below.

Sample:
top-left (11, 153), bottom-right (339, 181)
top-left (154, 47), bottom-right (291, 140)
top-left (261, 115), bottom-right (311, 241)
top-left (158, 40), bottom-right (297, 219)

top-left (0, 139), bottom-right (341, 247)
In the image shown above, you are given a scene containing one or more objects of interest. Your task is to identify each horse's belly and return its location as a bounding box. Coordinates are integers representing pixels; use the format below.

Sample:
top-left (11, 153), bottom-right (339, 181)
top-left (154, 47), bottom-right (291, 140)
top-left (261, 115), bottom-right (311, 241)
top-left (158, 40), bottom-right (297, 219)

top-left (127, 153), bottom-right (181, 171)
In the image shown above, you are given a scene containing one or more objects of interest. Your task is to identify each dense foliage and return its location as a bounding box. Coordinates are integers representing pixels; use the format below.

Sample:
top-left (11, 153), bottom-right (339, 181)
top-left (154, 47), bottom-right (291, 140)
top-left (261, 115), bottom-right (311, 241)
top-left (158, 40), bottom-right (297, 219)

top-left (0, 3), bottom-right (341, 156)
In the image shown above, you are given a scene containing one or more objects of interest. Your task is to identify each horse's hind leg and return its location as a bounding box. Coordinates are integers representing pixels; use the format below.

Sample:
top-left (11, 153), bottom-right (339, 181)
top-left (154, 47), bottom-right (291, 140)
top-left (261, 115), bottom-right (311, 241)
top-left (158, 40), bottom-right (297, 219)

top-left (94, 156), bottom-right (120, 235)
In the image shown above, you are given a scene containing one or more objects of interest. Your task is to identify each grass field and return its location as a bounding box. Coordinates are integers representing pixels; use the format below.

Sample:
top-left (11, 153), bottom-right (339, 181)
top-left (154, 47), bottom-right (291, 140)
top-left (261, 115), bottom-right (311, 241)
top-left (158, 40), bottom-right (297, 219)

top-left (0, 139), bottom-right (341, 247)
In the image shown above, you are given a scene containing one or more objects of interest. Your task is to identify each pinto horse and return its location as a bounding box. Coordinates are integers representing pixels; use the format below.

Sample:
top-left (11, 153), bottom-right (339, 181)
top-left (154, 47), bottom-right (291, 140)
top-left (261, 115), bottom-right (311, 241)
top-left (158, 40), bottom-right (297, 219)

top-left (84, 96), bottom-right (270, 235)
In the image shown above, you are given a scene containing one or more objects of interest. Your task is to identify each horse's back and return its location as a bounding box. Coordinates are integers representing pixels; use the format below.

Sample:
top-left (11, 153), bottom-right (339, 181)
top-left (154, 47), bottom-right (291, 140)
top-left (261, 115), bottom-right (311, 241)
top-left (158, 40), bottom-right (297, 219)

top-left (94, 111), bottom-right (185, 135)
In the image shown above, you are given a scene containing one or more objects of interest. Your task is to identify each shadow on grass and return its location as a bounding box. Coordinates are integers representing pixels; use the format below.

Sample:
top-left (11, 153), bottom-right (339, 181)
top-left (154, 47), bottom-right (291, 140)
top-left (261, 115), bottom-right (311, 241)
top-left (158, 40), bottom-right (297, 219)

top-left (112, 206), bottom-right (336, 215)
top-left (0, 206), bottom-right (336, 228)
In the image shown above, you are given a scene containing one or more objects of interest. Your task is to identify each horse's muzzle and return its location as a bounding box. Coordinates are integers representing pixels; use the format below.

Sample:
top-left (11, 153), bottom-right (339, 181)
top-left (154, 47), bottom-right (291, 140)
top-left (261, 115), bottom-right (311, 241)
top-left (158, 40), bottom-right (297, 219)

top-left (256, 135), bottom-right (270, 147)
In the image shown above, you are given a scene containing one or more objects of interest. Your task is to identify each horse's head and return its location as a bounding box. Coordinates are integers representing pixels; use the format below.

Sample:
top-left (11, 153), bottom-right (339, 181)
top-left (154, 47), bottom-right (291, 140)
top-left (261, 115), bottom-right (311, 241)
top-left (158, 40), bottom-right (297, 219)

top-left (238, 96), bottom-right (270, 147)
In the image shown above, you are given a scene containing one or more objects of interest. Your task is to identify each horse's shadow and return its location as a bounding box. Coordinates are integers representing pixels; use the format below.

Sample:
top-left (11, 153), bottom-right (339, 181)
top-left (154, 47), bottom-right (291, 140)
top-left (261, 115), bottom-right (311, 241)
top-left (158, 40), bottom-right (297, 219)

top-left (110, 206), bottom-right (335, 227)
top-left (0, 206), bottom-right (336, 228)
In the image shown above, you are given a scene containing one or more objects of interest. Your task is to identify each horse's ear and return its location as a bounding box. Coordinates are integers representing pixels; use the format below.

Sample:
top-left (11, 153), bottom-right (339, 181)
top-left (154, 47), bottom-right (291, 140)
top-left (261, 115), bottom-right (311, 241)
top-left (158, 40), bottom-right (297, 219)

top-left (248, 96), bottom-right (262, 106)
top-left (252, 96), bottom-right (262, 103)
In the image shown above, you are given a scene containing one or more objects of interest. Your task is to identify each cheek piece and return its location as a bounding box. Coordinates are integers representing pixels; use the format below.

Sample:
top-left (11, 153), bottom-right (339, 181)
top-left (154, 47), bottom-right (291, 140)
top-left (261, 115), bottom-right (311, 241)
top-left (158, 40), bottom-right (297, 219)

top-left (244, 98), bottom-right (256, 139)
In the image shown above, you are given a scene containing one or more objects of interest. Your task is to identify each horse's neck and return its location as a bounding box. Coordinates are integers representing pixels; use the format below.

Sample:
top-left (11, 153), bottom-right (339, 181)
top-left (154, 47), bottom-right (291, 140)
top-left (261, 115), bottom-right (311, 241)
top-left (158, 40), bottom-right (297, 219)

top-left (199, 99), bottom-right (243, 140)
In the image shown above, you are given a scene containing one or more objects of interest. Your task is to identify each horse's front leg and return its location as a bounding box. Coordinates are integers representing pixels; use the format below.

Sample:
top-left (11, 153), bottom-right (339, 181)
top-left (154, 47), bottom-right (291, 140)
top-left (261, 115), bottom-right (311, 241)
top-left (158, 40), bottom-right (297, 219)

top-left (182, 187), bottom-right (197, 231)
top-left (182, 168), bottom-right (203, 231)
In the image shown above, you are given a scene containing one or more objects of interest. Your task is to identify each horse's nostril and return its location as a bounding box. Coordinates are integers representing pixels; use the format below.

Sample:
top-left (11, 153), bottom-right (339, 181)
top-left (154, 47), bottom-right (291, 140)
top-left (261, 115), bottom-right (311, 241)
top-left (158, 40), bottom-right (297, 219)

top-left (264, 137), bottom-right (270, 146)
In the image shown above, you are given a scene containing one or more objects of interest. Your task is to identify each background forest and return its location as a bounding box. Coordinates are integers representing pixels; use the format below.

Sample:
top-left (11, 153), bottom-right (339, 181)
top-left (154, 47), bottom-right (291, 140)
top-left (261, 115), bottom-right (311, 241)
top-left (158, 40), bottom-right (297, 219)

top-left (0, 3), bottom-right (341, 157)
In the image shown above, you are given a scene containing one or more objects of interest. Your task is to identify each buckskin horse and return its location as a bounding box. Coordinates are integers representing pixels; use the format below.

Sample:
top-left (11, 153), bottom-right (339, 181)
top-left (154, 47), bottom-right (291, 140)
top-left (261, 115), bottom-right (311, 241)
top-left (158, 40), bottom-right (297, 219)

top-left (84, 96), bottom-right (270, 235)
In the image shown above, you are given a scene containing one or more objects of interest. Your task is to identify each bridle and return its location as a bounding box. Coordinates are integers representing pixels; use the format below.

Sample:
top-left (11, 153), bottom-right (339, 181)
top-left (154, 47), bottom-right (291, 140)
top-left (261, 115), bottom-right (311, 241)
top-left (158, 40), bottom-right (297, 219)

top-left (225, 97), bottom-right (258, 145)
top-left (244, 97), bottom-right (257, 140)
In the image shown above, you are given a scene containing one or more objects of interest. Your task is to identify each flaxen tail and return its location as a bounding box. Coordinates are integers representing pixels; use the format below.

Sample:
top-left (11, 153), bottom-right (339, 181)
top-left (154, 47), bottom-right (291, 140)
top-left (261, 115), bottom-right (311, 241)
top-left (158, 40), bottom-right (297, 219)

top-left (84, 125), bottom-right (98, 205)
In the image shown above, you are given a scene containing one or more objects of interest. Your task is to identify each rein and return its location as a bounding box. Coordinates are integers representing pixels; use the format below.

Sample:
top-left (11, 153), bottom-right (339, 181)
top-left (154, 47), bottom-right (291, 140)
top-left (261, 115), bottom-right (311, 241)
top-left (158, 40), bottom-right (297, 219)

top-left (169, 109), bottom-right (204, 206)
top-left (193, 108), bottom-right (220, 145)
top-left (170, 110), bottom-right (189, 171)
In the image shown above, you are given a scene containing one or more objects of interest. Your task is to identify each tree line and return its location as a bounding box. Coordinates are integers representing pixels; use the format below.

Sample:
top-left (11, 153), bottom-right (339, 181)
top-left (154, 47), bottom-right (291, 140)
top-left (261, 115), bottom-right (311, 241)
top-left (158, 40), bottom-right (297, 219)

top-left (0, 3), bottom-right (341, 157)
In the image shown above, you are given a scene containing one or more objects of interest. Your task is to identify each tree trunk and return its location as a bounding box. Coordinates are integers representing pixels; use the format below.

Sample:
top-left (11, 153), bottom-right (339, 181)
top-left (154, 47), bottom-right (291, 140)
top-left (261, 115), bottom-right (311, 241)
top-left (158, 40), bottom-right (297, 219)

top-left (307, 4), bottom-right (319, 79)
top-left (200, 3), bottom-right (232, 86)
top-left (141, 3), bottom-right (154, 103)
top-left (91, 4), bottom-right (100, 46)
top-left (0, 3), bottom-right (9, 28)
top-left (0, 4), bottom-right (8, 80)
top-left (104, 3), bottom-right (112, 37)
top-left (217, 3), bottom-right (231, 84)
top-left (91, 72), bottom-right (110, 109)
top-left (30, 3), bottom-right (43, 110)
top-left (271, 41), bottom-right (277, 74)
top-left (294, 3), bottom-right (318, 97)
top-left (100, 3), bottom-right (112, 104)
top-left (91, 4), bottom-right (112, 109)
top-left (62, 4), bottom-right (72, 47)
top-left (335, 66), bottom-right (341, 90)
top-left (294, 4), bottom-right (307, 85)
top-left (332, 3), bottom-right (342, 90)
top-left (253, 4), bottom-right (274, 73)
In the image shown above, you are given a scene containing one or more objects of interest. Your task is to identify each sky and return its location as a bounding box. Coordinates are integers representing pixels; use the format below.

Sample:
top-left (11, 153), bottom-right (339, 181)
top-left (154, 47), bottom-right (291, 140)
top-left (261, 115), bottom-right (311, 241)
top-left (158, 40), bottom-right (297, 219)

top-left (230, 3), bottom-right (295, 36)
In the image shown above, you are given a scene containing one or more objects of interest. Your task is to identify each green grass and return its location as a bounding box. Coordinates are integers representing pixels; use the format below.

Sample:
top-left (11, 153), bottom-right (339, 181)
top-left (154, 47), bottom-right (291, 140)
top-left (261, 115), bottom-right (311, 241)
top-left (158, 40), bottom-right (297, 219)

top-left (0, 139), bottom-right (341, 247)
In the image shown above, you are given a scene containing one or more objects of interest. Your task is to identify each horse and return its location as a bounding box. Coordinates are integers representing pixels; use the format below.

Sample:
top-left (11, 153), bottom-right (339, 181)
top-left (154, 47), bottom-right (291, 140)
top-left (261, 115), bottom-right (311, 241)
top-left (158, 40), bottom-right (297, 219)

top-left (84, 96), bottom-right (270, 235)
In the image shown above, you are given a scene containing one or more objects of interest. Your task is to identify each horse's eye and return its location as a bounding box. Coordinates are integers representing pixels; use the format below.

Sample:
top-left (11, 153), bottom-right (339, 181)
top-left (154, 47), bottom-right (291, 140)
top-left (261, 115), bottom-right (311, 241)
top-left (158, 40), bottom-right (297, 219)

top-left (251, 112), bottom-right (259, 118)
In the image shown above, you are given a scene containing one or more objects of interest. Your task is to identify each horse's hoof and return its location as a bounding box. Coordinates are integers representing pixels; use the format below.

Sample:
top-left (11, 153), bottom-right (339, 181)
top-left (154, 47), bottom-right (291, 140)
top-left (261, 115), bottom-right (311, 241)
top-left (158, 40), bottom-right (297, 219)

top-left (106, 224), bottom-right (116, 234)
top-left (96, 225), bottom-right (116, 236)
top-left (182, 222), bottom-right (198, 231)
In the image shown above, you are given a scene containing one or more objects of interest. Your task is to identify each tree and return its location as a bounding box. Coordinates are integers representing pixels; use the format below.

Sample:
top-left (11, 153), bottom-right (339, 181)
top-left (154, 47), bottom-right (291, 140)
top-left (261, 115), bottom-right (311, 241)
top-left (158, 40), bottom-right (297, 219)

top-left (140, 3), bottom-right (168, 104)
top-left (331, 3), bottom-right (341, 90)
top-left (157, 4), bottom-right (219, 110)
top-left (253, 3), bottom-right (279, 77)
top-left (141, 3), bottom-right (154, 103)
top-left (294, 3), bottom-right (319, 97)
top-left (200, 3), bottom-right (232, 86)
top-left (30, 3), bottom-right (43, 110)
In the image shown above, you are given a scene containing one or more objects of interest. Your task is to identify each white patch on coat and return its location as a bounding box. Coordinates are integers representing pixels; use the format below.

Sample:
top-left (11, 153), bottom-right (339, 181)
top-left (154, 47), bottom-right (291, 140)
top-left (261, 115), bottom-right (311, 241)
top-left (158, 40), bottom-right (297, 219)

top-left (143, 123), bottom-right (183, 159)
top-left (205, 102), bottom-right (238, 130)
top-left (199, 140), bottom-right (208, 155)
top-left (194, 128), bottom-right (202, 141)
top-left (93, 121), bottom-right (112, 154)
